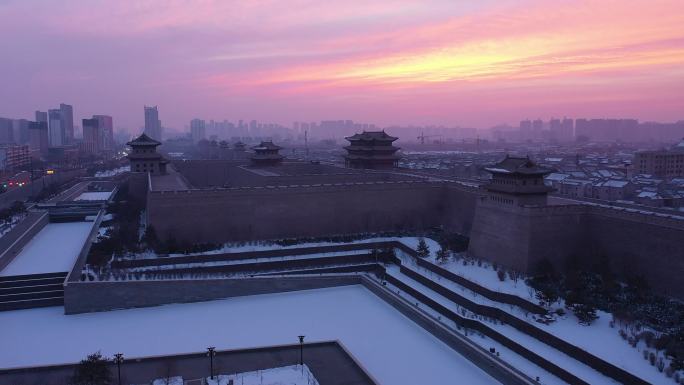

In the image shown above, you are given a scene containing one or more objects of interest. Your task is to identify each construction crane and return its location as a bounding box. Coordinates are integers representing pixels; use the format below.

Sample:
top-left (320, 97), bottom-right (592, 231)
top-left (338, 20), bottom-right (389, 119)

top-left (417, 132), bottom-right (443, 145)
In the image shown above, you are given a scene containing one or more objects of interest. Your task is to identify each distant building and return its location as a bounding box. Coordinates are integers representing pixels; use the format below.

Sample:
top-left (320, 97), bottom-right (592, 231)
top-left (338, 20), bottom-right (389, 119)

top-left (28, 121), bottom-right (49, 157)
top-left (35, 110), bottom-right (47, 124)
top-left (0, 117), bottom-right (13, 143)
top-left (0, 145), bottom-right (30, 171)
top-left (484, 155), bottom-right (554, 206)
top-left (126, 133), bottom-right (167, 174)
top-left (93, 115), bottom-right (114, 151)
top-left (574, 118), bottom-right (638, 142)
top-left (144, 106), bottom-right (162, 141)
top-left (60, 103), bottom-right (74, 144)
top-left (82, 118), bottom-right (101, 154)
top-left (344, 131), bottom-right (400, 169)
top-left (634, 138), bottom-right (684, 178)
top-left (532, 119), bottom-right (543, 140)
top-left (190, 119), bottom-right (206, 143)
top-left (549, 118), bottom-right (574, 142)
top-left (12, 119), bottom-right (30, 144)
top-left (519, 119), bottom-right (532, 141)
top-left (250, 141), bottom-right (284, 166)
top-left (47, 109), bottom-right (63, 146)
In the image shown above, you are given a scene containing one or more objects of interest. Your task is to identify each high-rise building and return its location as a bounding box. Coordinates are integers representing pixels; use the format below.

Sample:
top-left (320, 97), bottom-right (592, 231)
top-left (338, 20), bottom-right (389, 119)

top-left (0, 118), bottom-right (14, 143)
top-left (35, 110), bottom-right (47, 123)
top-left (190, 118), bottom-right (206, 143)
top-left (60, 103), bottom-right (74, 144)
top-left (48, 109), bottom-right (63, 146)
top-left (12, 119), bottom-right (30, 144)
top-left (532, 119), bottom-right (543, 139)
top-left (561, 118), bottom-right (574, 142)
top-left (93, 115), bottom-right (114, 150)
top-left (144, 106), bottom-right (162, 141)
top-left (82, 118), bottom-right (101, 154)
top-left (519, 119), bottom-right (532, 141)
top-left (28, 121), bottom-right (49, 157)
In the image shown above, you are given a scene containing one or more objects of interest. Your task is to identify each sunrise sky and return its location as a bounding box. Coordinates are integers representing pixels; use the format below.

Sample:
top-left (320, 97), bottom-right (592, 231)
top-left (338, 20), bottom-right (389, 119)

top-left (1, 0), bottom-right (683, 132)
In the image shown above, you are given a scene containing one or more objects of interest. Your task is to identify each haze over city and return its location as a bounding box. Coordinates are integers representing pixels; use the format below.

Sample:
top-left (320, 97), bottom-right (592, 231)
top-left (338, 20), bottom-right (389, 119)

top-left (1, 0), bottom-right (684, 133)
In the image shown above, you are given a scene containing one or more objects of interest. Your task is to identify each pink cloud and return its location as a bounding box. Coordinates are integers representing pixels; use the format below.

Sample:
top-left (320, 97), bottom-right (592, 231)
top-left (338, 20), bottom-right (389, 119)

top-left (0, 0), bottom-right (682, 131)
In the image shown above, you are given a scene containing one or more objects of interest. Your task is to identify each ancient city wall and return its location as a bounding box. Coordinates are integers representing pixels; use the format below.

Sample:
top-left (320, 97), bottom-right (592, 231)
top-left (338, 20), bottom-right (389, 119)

top-left (583, 206), bottom-right (684, 297)
top-left (147, 181), bottom-right (459, 244)
top-left (440, 183), bottom-right (480, 235)
top-left (470, 200), bottom-right (684, 298)
top-left (467, 198), bottom-right (536, 271)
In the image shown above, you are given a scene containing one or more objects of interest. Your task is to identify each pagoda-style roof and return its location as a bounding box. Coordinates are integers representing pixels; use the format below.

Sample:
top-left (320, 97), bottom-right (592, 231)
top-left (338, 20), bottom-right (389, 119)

top-left (127, 133), bottom-right (161, 147)
top-left (485, 155), bottom-right (553, 176)
top-left (251, 141), bottom-right (282, 151)
top-left (345, 131), bottom-right (398, 142)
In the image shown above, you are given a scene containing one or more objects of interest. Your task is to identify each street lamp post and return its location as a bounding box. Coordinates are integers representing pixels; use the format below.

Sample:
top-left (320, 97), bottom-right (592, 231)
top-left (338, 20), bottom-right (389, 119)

top-left (207, 346), bottom-right (216, 380)
top-left (113, 353), bottom-right (124, 385)
top-left (298, 335), bottom-right (305, 373)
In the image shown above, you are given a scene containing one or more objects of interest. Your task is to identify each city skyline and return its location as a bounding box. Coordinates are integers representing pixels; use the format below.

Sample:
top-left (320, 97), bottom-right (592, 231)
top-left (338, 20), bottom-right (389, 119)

top-left (0, 0), bottom-right (683, 133)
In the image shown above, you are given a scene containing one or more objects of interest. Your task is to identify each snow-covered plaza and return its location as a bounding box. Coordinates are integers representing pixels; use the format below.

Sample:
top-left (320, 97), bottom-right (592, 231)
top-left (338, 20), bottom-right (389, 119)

top-left (0, 285), bottom-right (497, 385)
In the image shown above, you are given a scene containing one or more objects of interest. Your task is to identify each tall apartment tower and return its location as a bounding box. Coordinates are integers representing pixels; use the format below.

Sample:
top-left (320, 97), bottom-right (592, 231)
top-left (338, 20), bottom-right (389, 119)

top-left (60, 103), bottom-right (74, 144)
top-left (82, 118), bottom-right (101, 154)
top-left (0, 118), bottom-right (13, 143)
top-left (144, 106), bottom-right (162, 141)
top-left (48, 109), bottom-right (63, 146)
top-left (93, 115), bottom-right (114, 150)
top-left (35, 111), bottom-right (48, 123)
top-left (28, 121), bottom-right (49, 157)
top-left (190, 118), bottom-right (206, 143)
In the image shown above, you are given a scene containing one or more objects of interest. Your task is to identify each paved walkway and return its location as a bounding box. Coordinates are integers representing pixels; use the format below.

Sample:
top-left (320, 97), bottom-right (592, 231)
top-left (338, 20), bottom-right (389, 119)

top-left (0, 341), bottom-right (376, 385)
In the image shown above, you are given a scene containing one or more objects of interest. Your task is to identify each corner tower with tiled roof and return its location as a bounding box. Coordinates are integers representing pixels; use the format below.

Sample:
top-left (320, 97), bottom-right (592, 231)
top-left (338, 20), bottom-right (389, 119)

top-left (250, 141), bottom-right (284, 166)
top-left (126, 133), bottom-right (167, 174)
top-left (344, 130), bottom-right (400, 169)
top-left (484, 155), bottom-right (554, 206)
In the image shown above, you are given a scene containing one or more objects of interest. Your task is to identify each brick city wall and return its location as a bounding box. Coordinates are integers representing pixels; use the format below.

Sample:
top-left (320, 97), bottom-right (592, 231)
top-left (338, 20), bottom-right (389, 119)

top-left (146, 181), bottom-right (474, 244)
top-left (142, 171), bottom-right (683, 298)
top-left (469, 200), bottom-right (684, 298)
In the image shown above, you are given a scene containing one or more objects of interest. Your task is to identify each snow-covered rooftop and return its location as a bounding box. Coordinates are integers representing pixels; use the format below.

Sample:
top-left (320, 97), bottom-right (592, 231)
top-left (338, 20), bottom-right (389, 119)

top-left (74, 191), bottom-right (114, 201)
top-left (0, 222), bottom-right (94, 276)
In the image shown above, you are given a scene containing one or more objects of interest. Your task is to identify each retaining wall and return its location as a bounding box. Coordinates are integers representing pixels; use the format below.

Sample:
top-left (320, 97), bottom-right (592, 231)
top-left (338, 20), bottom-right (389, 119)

top-left (64, 275), bottom-right (361, 314)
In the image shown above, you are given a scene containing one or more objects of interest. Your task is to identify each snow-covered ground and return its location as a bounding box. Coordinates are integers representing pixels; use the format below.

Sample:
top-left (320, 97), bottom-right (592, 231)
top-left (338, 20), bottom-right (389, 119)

top-left (125, 250), bottom-right (371, 273)
top-left (203, 365), bottom-right (318, 385)
top-left (428, 254), bottom-right (534, 298)
top-left (94, 166), bottom-right (129, 178)
top-left (74, 191), bottom-right (114, 201)
top-left (394, 244), bottom-right (674, 385)
top-left (0, 222), bottom-right (94, 276)
top-left (0, 286), bottom-right (495, 385)
top-left (400, 259), bottom-right (674, 384)
top-left (385, 265), bottom-right (620, 384)
top-left (124, 236), bottom-right (433, 260)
